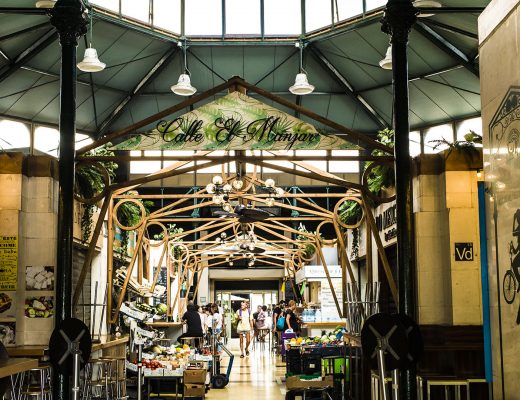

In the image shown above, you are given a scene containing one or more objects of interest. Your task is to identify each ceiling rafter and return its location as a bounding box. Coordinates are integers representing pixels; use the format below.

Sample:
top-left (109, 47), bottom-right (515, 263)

top-left (0, 29), bottom-right (57, 84)
top-left (413, 21), bottom-right (479, 77)
top-left (422, 18), bottom-right (478, 40)
top-left (0, 21), bottom-right (50, 42)
top-left (97, 45), bottom-right (179, 136)
top-left (308, 46), bottom-right (387, 128)
top-left (357, 64), bottom-right (465, 93)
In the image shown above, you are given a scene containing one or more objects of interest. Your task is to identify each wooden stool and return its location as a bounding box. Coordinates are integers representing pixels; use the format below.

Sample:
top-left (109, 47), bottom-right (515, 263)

top-left (82, 359), bottom-right (114, 400)
top-left (180, 336), bottom-right (202, 351)
top-left (99, 356), bottom-right (127, 400)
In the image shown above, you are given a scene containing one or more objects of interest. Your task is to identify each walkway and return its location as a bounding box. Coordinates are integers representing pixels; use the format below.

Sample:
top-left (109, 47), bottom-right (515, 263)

top-left (206, 338), bottom-right (286, 400)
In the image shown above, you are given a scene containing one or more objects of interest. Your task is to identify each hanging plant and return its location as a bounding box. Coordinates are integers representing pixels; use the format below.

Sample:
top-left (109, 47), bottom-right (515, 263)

top-left (75, 143), bottom-right (118, 244)
top-left (364, 128), bottom-right (395, 196)
top-left (429, 130), bottom-right (482, 163)
top-left (115, 194), bottom-right (154, 260)
top-left (337, 200), bottom-right (363, 259)
top-left (154, 223), bottom-right (185, 259)
top-left (296, 223), bottom-right (318, 258)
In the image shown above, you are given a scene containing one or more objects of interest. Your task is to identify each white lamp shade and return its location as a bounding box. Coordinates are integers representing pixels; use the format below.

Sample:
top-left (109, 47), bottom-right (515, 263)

top-left (289, 73), bottom-right (315, 95)
top-left (171, 73), bottom-right (197, 96)
top-left (35, 0), bottom-right (56, 8)
top-left (414, 0), bottom-right (442, 17)
top-left (77, 48), bottom-right (106, 72)
top-left (379, 45), bottom-right (392, 70)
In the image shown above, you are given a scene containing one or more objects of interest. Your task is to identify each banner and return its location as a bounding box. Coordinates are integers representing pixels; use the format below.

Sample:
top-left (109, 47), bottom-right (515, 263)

top-left (111, 92), bottom-right (359, 152)
top-left (0, 236), bottom-right (17, 291)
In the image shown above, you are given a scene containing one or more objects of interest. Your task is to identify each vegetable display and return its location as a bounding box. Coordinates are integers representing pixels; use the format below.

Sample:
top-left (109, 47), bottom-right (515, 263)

top-left (25, 297), bottom-right (54, 318)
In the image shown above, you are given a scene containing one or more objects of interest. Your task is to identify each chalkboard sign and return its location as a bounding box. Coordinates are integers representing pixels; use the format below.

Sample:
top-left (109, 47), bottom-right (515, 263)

top-left (153, 267), bottom-right (167, 305)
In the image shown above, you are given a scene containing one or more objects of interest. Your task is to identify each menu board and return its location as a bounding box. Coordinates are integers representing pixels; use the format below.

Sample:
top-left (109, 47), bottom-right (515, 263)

top-left (320, 279), bottom-right (343, 322)
top-left (0, 236), bottom-right (17, 290)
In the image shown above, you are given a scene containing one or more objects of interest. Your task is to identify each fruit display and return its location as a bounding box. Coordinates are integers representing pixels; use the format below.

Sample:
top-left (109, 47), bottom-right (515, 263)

top-left (24, 297), bottom-right (54, 318)
top-left (288, 327), bottom-right (346, 348)
top-left (155, 303), bottom-right (168, 315)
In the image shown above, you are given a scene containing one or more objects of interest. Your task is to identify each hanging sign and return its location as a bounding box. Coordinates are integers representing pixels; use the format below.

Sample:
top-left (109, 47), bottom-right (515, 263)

top-left (111, 92), bottom-right (359, 151)
top-left (0, 236), bottom-right (17, 291)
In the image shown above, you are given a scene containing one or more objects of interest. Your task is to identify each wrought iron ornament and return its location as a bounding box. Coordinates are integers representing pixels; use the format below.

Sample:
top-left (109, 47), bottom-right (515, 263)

top-left (381, 0), bottom-right (418, 44)
top-left (50, 1), bottom-right (88, 47)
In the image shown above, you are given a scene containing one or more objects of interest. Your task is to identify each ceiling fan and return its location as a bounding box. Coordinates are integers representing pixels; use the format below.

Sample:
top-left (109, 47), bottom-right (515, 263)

top-left (213, 204), bottom-right (274, 223)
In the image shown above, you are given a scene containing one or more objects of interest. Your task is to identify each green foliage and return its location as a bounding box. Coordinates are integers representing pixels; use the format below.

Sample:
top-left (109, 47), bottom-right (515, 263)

top-left (429, 130), bottom-right (482, 162)
top-left (116, 195), bottom-right (154, 259)
top-left (75, 143), bottom-right (118, 244)
top-left (338, 200), bottom-right (362, 226)
top-left (296, 223), bottom-right (317, 258)
top-left (154, 224), bottom-right (185, 259)
top-left (364, 128), bottom-right (395, 196)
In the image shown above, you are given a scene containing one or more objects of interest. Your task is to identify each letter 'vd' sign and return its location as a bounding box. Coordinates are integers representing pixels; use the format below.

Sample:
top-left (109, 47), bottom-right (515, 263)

top-left (454, 243), bottom-right (474, 261)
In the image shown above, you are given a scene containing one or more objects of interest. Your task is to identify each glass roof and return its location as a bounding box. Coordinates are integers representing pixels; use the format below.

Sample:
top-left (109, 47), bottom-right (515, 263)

top-left (89, 0), bottom-right (385, 37)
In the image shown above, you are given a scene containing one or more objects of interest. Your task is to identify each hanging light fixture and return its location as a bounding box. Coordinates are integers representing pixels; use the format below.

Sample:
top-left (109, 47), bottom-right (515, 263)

top-left (171, 40), bottom-right (196, 96)
top-left (379, 44), bottom-right (392, 70)
top-left (77, 10), bottom-right (106, 73)
top-left (289, 41), bottom-right (314, 95)
top-left (414, 0), bottom-right (442, 17)
top-left (35, 0), bottom-right (56, 7)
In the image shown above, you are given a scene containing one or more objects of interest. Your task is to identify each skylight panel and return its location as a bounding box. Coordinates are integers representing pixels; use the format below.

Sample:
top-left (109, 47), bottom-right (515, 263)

top-left (154, 0), bottom-right (181, 33)
top-left (121, 0), bottom-right (150, 23)
top-left (185, 0), bottom-right (223, 36)
top-left (225, 0), bottom-right (261, 35)
top-left (264, 0), bottom-right (301, 36)
top-left (305, 0), bottom-right (333, 32)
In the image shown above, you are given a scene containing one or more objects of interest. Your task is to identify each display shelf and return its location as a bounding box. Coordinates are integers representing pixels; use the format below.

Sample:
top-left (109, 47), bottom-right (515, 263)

top-left (145, 322), bottom-right (183, 328)
top-left (302, 322), bottom-right (345, 327)
top-left (91, 335), bottom-right (129, 352)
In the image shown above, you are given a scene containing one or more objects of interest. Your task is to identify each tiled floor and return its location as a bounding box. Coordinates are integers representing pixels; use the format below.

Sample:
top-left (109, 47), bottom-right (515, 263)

top-left (206, 338), bottom-right (286, 400)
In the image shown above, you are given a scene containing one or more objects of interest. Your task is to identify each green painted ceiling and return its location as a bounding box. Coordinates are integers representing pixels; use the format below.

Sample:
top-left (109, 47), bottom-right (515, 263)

top-left (0, 1), bottom-right (487, 139)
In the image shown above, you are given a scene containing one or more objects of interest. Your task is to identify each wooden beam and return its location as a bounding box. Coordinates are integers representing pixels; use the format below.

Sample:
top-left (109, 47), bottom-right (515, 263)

top-left (361, 193), bottom-right (398, 304)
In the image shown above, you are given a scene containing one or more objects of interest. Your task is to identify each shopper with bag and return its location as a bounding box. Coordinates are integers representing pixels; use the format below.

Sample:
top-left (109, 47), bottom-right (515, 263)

top-left (284, 300), bottom-right (301, 335)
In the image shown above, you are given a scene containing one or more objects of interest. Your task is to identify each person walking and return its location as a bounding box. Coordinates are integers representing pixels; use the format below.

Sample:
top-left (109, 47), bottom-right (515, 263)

top-left (255, 305), bottom-right (268, 342)
top-left (236, 301), bottom-right (253, 358)
top-left (284, 300), bottom-right (301, 335)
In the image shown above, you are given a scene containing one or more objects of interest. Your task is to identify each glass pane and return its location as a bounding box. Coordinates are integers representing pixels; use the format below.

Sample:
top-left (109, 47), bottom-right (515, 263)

top-left (90, 0), bottom-right (119, 12)
top-left (0, 119), bottom-right (30, 151)
top-left (295, 150), bottom-right (326, 156)
top-left (410, 131), bottom-right (421, 157)
top-left (456, 117), bottom-right (483, 143)
top-left (185, 0), bottom-right (223, 36)
top-left (365, 0), bottom-right (386, 12)
top-left (75, 133), bottom-right (93, 151)
top-left (121, 0), bottom-right (150, 23)
top-left (296, 160), bottom-right (327, 171)
top-left (154, 0), bottom-right (181, 33)
top-left (305, 0), bottom-right (332, 32)
top-left (264, 0), bottom-right (301, 35)
top-left (334, 0), bottom-right (363, 22)
top-left (226, 0), bottom-right (261, 35)
top-left (424, 124), bottom-right (453, 154)
top-left (34, 126), bottom-right (59, 157)
top-left (329, 150), bottom-right (359, 173)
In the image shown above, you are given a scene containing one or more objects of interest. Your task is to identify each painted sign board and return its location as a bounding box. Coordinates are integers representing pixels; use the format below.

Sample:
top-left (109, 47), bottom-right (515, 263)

top-left (0, 236), bottom-right (17, 291)
top-left (111, 92), bottom-right (358, 152)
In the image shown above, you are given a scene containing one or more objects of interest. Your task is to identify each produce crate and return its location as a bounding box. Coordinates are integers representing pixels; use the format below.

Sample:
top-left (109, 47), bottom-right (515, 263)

top-left (302, 356), bottom-right (321, 375)
top-left (286, 375), bottom-right (334, 390)
top-left (183, 368), bottom-right (207, 384)
top-left (184, 383), bottom-right (205, 397)
top-left (302, 345), bottom-right (345, 357)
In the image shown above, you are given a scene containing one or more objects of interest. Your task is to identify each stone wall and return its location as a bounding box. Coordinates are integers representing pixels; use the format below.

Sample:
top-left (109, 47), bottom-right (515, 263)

top-left (480, 0), bottom-right (520, 397)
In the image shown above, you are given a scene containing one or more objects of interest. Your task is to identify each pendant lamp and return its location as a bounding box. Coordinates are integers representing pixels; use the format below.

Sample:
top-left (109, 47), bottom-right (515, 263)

top-left (414, 0), bottom-right (442, 17)
top-left (289, 41), bottom-right (314, 95)
top-left (77, 11), bottom-right (106, 73)
top-left (379, 44), bottom-right (392, 70)
top-left (171, 41), bottom-right (196, 96)
top-left (35, 0), bottom-right (56, 7)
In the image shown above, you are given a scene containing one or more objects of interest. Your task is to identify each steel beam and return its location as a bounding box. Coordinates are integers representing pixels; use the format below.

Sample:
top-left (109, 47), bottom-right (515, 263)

top-left (0, 7), bottom-right (47, 14)
top-left (0, 22), bottom-right (50, 42)
top-left (97, 46), bottom-right (179, 136)
top-left (422, 18), bottom-right (478, 40)
top-left (0, 29), bottom-right (58, 84)
top-left (416, 6), bottom-right (485, 14)
top-left (357, 64), bottom-right (464, 93)
top-left (309, 46), bottom-right (387, 128)
top-left (414, 21), bottom-right (479, 77)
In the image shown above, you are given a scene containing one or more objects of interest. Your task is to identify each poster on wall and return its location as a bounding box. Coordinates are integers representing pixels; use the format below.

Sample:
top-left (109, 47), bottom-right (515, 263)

top-left (0, 235), bottom-right (17, 291)
top-left (25, 266), bottom-right (55, 291)
top-left (0, 322), bottom-right (15, 346)
top-left (0, 292), bottom-right (16, 319)
top-left (24, 296), bottom-right (54, 318)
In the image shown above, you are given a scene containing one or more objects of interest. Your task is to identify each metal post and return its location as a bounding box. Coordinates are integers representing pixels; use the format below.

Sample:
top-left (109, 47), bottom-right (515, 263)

top-left (71, 342), bottom-right (81, 400)
top-left (381, 1), bottom-right (418, 399)
top-left (137, 342), bottom-right (143, 400)
top-left (393, 369), bottom-right (400, 399)
top-left (377, 347), bottom-right (389, 400)
top-left (50, 1), bottom-right (87, 399)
